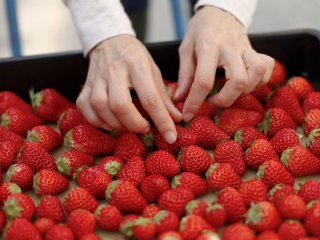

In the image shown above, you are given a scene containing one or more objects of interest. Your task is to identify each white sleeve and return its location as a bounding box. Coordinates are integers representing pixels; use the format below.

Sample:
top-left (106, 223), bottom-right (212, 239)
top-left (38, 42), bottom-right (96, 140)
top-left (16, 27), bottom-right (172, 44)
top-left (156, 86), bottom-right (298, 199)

top-left (65, 0), bottom-right (136, 56)
top-left (195, 0), bottom-right (257, 29)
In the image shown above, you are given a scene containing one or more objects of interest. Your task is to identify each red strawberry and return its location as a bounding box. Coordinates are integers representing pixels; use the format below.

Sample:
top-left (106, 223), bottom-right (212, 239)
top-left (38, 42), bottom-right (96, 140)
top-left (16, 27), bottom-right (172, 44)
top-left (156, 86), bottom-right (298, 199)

top-left (303, 109), bottom-right (320, 136)
top-left (106, 180), bottom-right (147, 214)
top-left (268, 183), bottom-right (296, 205)
top-left (30, 88), bottom-right (74, 122)
top-left (95, 204), bottom-right (122, 231)
top-left (3, 218), bottom-right (42, 240)
top-left (0, 210), bottom-right (6, 232)
top-left (221, 222), bottom-right (255, 240)
top-left (67, 209), bottom-right (96, 240)
top-left (27, 125), bottom-right (63, 151)
top-left (179, 214), bottom-right (214, 240)
top-left (3, 193), bottom-right (36, 220)
top-left (1, 107), bottom-right (42, 136)
top-left (259, 108), bottom-right (296, 137)
top-left (56, 149), bottom-right (94, 178)
top-left (0, 182), bottom-right (21, 206)
top-left (267, 59), bottom-right (286, 88)
top-left (138, 128), bottom-right (156, 151)
top-left (76, 166), bottom-right (112, 199)
top-left (171, 172), bottom-right (208, 197)
top-left (153, 210), bottom-right (180, 234)
top-left (0, 140), bottom-right (21, 170)
top-left (132, 217), bottom-right (157, 240)
top-left (63, 187), bottom-right (99, 214)
top-left (303, 91), bottom-right (320, 112)
top-left (158, 187), bottom-right (194, 217)
top-left (45, 224), bottom-right (74, 240)
top-left (155, 125), bottom-right (197, 156)
top-left (256, 230), bottom-right (281, 240)
top-left (119, 214), bottom-right (140, 238)
top-left (141, 204), bottom-right (160, 218)
top-left (239, 178), bottom-right (268, 206)
top-left (277, 220), bottom-right (307, 240)
top-left (37, 195), bottom-right (65, 223)
top-left (304, 200), bottom-right (320, 237)
top-left (204, 203), bottom-right (226, 228)
top-left (298, 180), bottom-right (320, 203)
top-left (0, 125), bottom-right (24, 144)
top-left (281, 145), bottom-right (320, 177)
top-left (245, 201), bottom-right (281, 232)
top-left (178, 145), bottom-right (213, 175)
top-left (234, 127), bottom-right (268, 150)
top-left (278, 194), bottom-right (306, 219)
top-left (64, 124), bottom-right (115, 156)
top-left (257, 160), bottom-right (294, 189)
top-left (206, 163), bottom-right (242, 192)
top-left (34, 169), bottom-right (69, 196)
top-left (164, 79), bottom-right (177, 99)
top-left (81, 234), bottom-right (101, 240)
top-left (231, 93), bottom-right (265, 114)
top-left (217, 187), bottom-right (247, 223)
top-left (157, 231), bottom-right (183, 240)
top-left (116, 156), bottom-right (145, 186)
top-left (33, 217), bottom-right (55, 235)
top-left (58, 107), bottom-right (88, 136)
top-left (185, 200), bottom-right (208, 217)
top-left (145, 150), bottom-right (180, 178)
top-left (251, 84), bottom-right (273, 102)
top-left (16, 142), bottom-right (56, 173)
top-left (6, 163), bottom-right (34, 190)
top-left (194, 231), bottom-right (219, 240)
top-left (140, 175), bottom-right (170, 203)
top-left (287, 76), bottom-right (314, 99)
top-left (175, 101), bottom-right (216, 119)
top-left (0, 91), bottom-right (33, 115)
top-left (217, 107), bottom-right (263, 136)
top-left (244, 139), bottom-right (278, 170)
top-left (114, 132), bottom-right (146, 162)
top-left (270, 128), bottom-right (301, 155)
top-left (307, 128), bottom-right (320, 157)
top-left (98, 155), bottom-right (123, 178)
top-left (188, 116), bottom-right (228, 149)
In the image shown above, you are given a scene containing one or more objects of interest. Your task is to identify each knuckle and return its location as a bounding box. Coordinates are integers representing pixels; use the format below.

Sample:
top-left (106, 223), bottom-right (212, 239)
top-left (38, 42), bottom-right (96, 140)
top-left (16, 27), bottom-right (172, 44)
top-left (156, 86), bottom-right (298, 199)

top-left (141, 94), bottom-right (159, 111)
top-left (105, 60), bottom-right (121, 72)
top-left (196, 76), bottom-right (213, 92)
top-left (253, 62), bottom-right (267, 76)
top-left (91, 95), bottom-right (107, 112)
top-left (109, 99), bottom-right (129, 116)
top-left (234, 77), bottom-right (250, 91)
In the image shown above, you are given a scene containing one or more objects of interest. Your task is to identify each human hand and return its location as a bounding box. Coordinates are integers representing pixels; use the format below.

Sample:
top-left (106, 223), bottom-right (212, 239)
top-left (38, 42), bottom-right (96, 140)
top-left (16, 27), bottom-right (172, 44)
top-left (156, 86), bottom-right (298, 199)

top-left (76, 35), bottom-right (182, 143)
top-left (174, 6), bottom-right (274, 122)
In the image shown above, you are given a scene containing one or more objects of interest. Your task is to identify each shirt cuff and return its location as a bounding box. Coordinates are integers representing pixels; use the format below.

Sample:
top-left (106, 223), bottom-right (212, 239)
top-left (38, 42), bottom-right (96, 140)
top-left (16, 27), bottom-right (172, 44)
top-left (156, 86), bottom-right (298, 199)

top-left (65, 0), bottom-right (136, 56)
top-left (195, 0), bottom-right (257, 28)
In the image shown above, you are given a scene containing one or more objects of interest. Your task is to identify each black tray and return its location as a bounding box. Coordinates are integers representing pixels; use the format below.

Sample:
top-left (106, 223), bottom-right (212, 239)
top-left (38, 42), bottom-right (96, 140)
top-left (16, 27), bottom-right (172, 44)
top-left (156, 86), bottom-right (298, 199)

top-left (1, 29), bottom-right (320, 102)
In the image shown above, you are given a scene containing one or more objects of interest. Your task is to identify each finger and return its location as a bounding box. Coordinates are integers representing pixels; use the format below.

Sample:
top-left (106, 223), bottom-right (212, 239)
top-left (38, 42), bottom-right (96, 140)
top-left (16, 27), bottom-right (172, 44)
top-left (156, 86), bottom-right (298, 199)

top-left (258, 54), bottom-right (275, 85)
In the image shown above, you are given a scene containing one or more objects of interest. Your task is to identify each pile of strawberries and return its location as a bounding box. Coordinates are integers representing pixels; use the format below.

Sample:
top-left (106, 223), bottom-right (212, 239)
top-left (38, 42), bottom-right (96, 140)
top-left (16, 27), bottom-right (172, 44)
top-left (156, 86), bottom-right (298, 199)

top-left (1, 59), bottom-right (320, 240)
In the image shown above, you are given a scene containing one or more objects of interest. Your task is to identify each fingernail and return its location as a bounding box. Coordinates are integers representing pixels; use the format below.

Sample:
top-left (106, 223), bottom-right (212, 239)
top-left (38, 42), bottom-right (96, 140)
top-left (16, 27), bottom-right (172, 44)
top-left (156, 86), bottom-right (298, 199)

top-left (142, 126), bottom-right (150, 133)
top-left (101, 124), bottom-right (112, 131)
top-left (164, 131), bottom-right (177, 144)
top-left (183, 112), bottom-right (194, 122)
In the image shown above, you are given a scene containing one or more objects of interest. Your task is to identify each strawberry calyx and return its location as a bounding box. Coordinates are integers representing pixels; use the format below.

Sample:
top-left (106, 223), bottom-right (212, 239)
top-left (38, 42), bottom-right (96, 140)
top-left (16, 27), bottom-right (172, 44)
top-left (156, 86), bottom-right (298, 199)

top-left (3, 197), bottom-right (23, 219)
top-left (267, 184), bottom-right (282, 198)
top-left (306, 128), bottom-right (320, 147)
top-left (234, 129), bottom-right (244, 145)
top-left (132, 217), bottom-right (152, 227)
top-left (171, 175), bottom-right (181, 189)
top-left (63, 130), bottom-right (73, 148)
top-left (119, 216), bottom-right (137, 237)
top-left (26, 129), bottom-right (39, 143)
top-left (257, 164), bottom-right (265, 179)
top-left (153, 210), bottom-right (168, 224)
top-left (7, 183), bottom-right (22, 194)
top-left (280, 148), bottom-right (292, 168)
top-left (139, 131), bottom-right (155, 151)
top-left (105, 180), bottom-right (120, 200)
top-left (104, 161), bottom-right (122, 178)
top-left (29, 88), bottom-right (43, 110)
top-left (245, 202), bottom-right (263, 225)
top-left (6, 164), bottom-right (18, 181)
top-left (258, 111), bottom-right (271, 135)
top-left (94, 204), bottom-right (105, 218)
top-left (0, 113), bottom-right (10, 127)
top-left (185, 200), bottom-right (201, 214)
top-left (206, 203), bottom-right (223, 212)
top-left (73, 166), bottom-right (88, 181)
top-left (306, 200), bottom-right (320, 209)
top-left (56, 157), bottom-right (71, 176)
top-left (33, 173), bottom-right (39, 194)
top-left (205, 163), bottom-right (219, 179)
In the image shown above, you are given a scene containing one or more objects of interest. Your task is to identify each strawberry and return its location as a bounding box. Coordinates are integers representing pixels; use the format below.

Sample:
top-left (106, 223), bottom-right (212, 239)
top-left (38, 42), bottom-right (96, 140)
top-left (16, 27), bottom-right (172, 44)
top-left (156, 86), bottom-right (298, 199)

top-left (257, 160), bottom-right (294, 189)
top-left (178, 145), bottom-right (213, 175)
top-left (3, 193), bottom-right (36, 220)
top-left (0, 210), bottom-right (6, 232)
top-left (36, 195), bottom-right (65, 223)
top-left (158, 187), bottom-right (194, 217)
top-left (214, 140), bottom-right (246, 175)
top-left (44, 224), bottom-right (74, 240)
top-left (239, 178), bottom-right (268, 206)
top-left (244, 139), bottom-right (278, 170)
top-left (171, 172), bottom-right (208, 197)
top-left (119, 214), bottom-right (139, 238)
top-left (33, 217), bottom-right (55, 235)
top-left (278, 194), bottom-right (306, 219)
top-left (76, 166), bottom-right (112, 199)
top-left (81, 234), bottom-right (101, 240)
top-left (63, 187), bottom-right (99, 214)
top-left (281, 145), bottom-right (320, 177)
top-left (187, 116), bottom-right (229, 149)
top-left (56, 149), bottom-right (94, 178)
top-left (231, 93), bottom-right (265, 114)
top-left (138, 128), bottom-right (156, 151)
top-left (304, 200), bottom-right (320, 237)
top-left (1, 107), bottom-right (42, 136)
top-left (196, 231), bottom-right (220, 240)
top-left (266, 86), bottom-right (305, 125)
top-left (64, 124), bottom-right (115, 156)
top-left (268, 184), bottom-right (296, 205)
top-left (277, 220), bottom-right (307, 240)
top-left (67, 209), bottom-right (96, 240)
top-left (58, 107), bottom-right (88, 136)
top-left (153, 210), bottom-right (180, 234)
top-left (141, 204), bottom-right (160, 218)
top-left (131, 217), bottom-right (157, 240)
top-left (164, 79), bottom-right (177, 99)
top-left (106, 180), bottom-right (147, 214)
top-left (155, 125), bottom-right (197, 156)
top-left (303, 109), bottom-right (320, 136)
top-left (217, 187), bottom-right (247, 223)
top-left (0, 140), bottom-right (21, 170)
top-left (6, 163), bottom-right (34, 190)
top-left (16, 142), bottom-right (56, 173)
top-left (307, 128), bottom-right (320, 157)
top-left (0, 182), bottom-right (21, 206)
top-left (185, 200), bottom-right (208, 217)
top-left (251, 84), bottom-right (273, 102)
top-left (303, 91), bottom-right (320, 112)
top-left (30, 88), bottom-right (74, 122)
top-left (95, 204), bottom-right (122, 231)
top-left (204, 203), bottom-right (226, 228)
top-left (3, 218), bottom-right (42, 240)
top-left (179, 214), bottom-right (214, 240)
top-left (98, 155), bottom-right (123, 178)
top-left (145, 150), bottom-right (180, 178)
top-left (259, 108), bottom-right (296, 137)
top-left (27, 125), bottom-right (63, 151)
top-left (116, 156), bottom-right (145, 186)
top-left (217, 107), bottom-right (263, 136)
top-left (206, 163), bottom-right (242, 191)
top-left (140, 175), bottom-right (170, 203)
top-left (114, 131), bottom-right (146, 162)
top-left (234, 127), bottom-right (268, 150)
top-left (221, 222), bottom-right (255, 240)
top-left (34, 169), bottom-right (69, 196)
top-left (298, 180), bottom-right (320, 203)
top-left (270, 128), bottom-right (301, 155)
top-left (287, 76), bottom-right (314, 99)
top-left (0, 91), bottom-right (33, 115)
top-left (175, 101), bottom-right (216, 119)
top-left (267, 59), bottom-right (286, 88)
top-left (256, 230), bottom-right (281, 240)
top-left (245, 201), bottom-right (281, 232)
top-left (0, 125), bottom-right (24, 144)
top-left (157, 231), bottom-right (182, 240)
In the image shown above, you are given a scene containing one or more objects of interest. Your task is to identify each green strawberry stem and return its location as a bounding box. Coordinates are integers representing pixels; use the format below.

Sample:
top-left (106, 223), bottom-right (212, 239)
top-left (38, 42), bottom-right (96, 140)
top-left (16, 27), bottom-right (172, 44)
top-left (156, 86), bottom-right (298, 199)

top-left (256, 165), bottom-right (265, 179)
top-left (306, 128), bottom-right (320, 147)
top-left (64, 130), bottom-right (73, 148)
top-left (1, 113), bottom-right (10, 127)
top-left (171, 175), bottom-right (181, 189)
top-left (104, 161), bottom-right (121, 178)
top-left (245, 202), bottom-right (263, 225)
top-left (258, 111), bottom-right (271, 134)
top-left (234, 129), bottom-right (244, 144)
top-left (29, 88), bottom-right (42, 110)
top-left (205, 163), bottom-right (218, 179)
top-left (33, 173), bottom-right (39, 194)
top-left (56, 157), bottom-right (71, 175)
top-left (153, 210), bottom-right (168, 224)
top-left (3, 198), bottom-right (23, 219)
top-left (105, 180), bottom-right (120, 200)
top-left (26, 130), bottom-right (39, 143)
top-left (6, 164), bottom-right (17, 181)
top-left (280, 148), bottom-right (292, 168)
